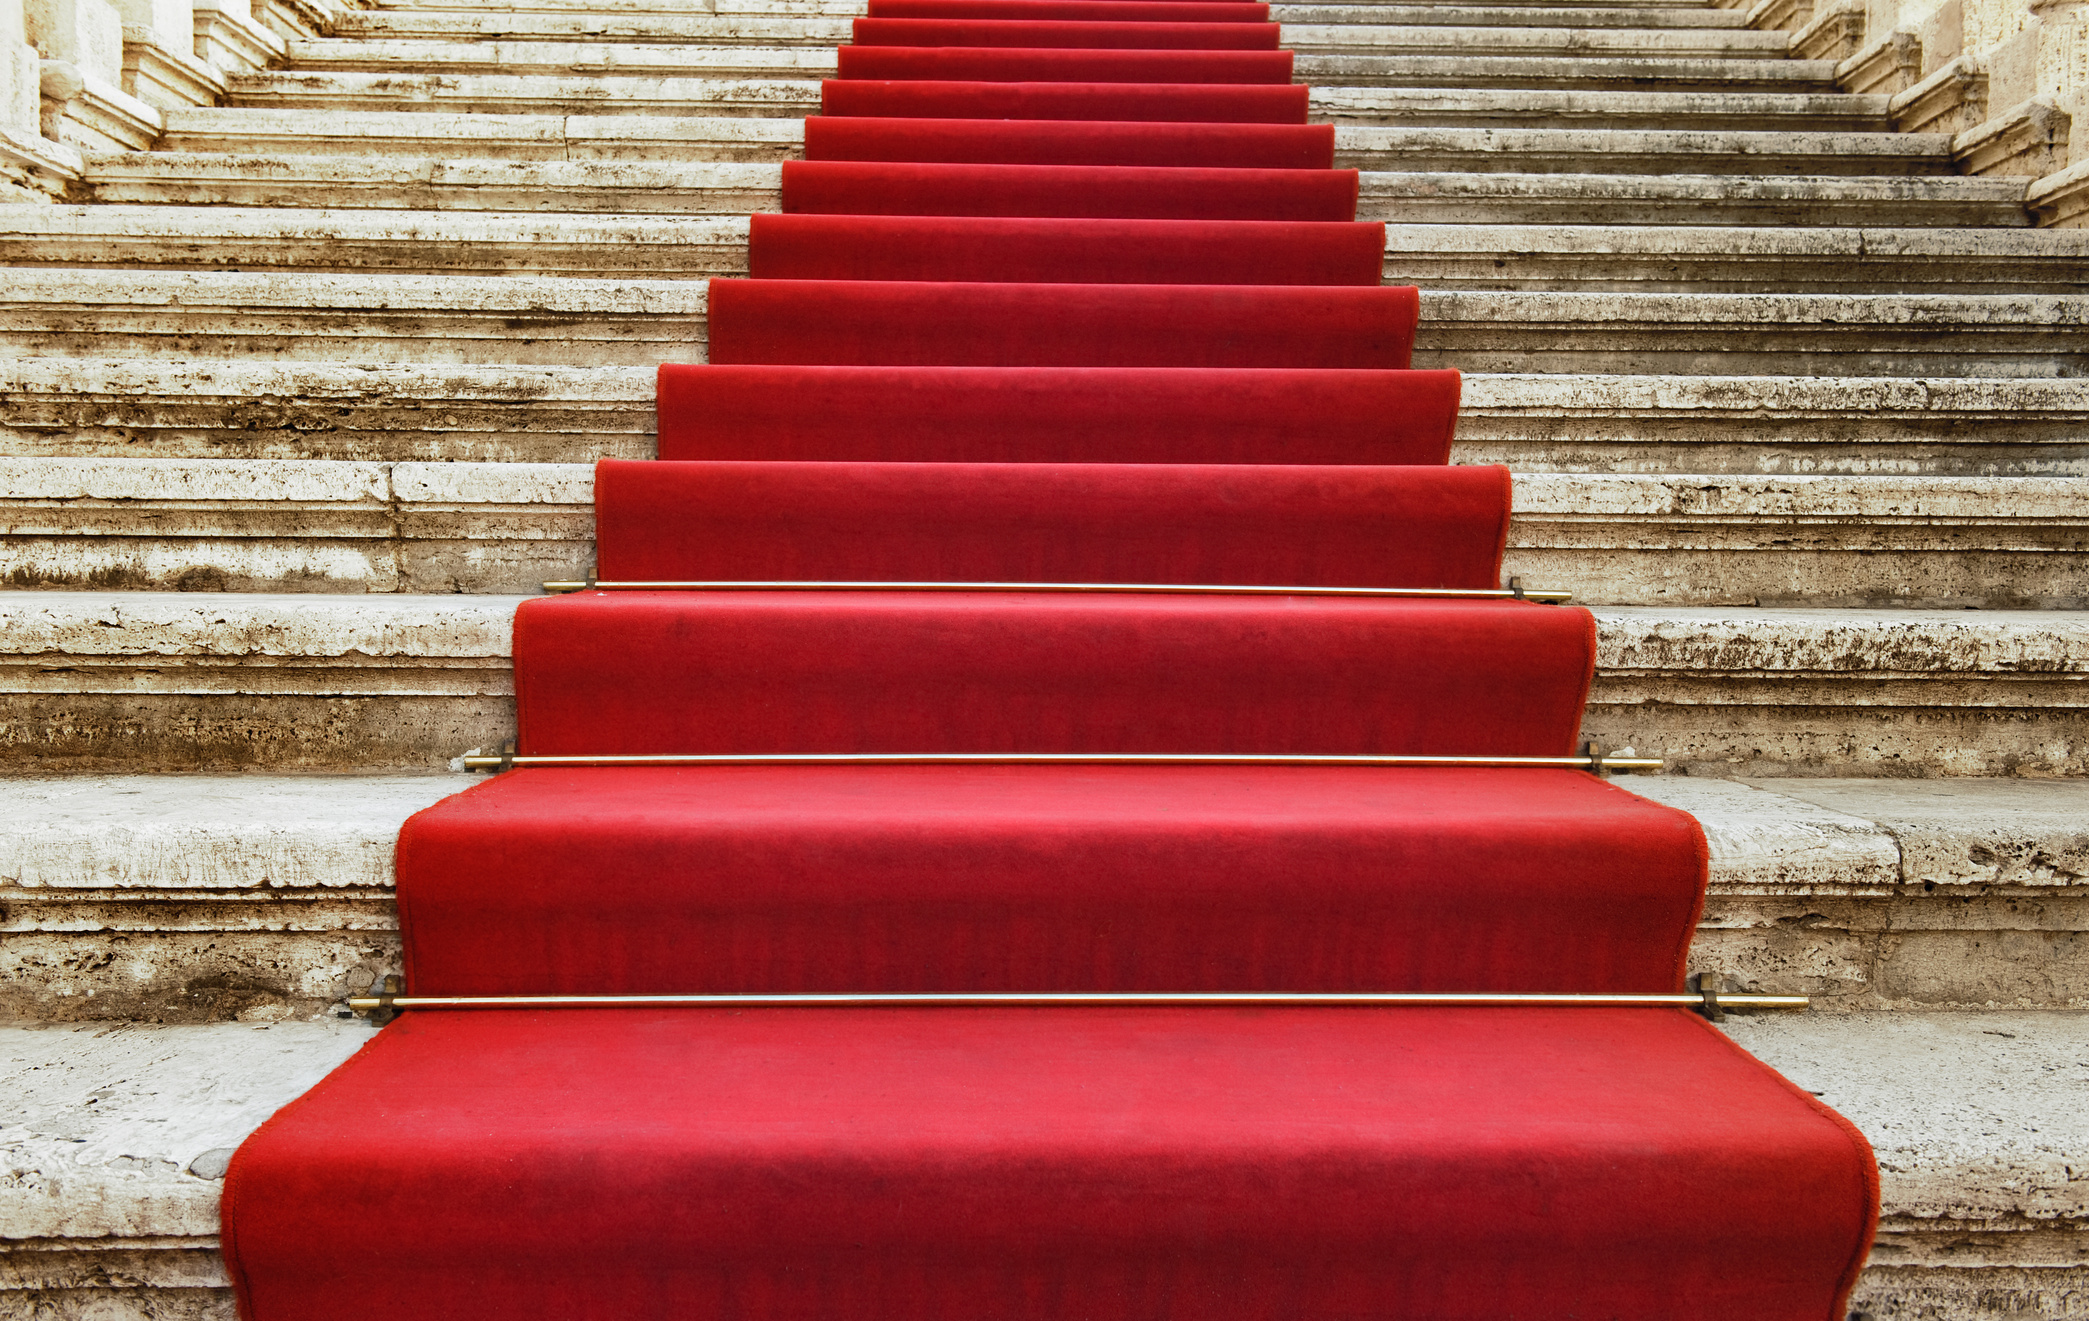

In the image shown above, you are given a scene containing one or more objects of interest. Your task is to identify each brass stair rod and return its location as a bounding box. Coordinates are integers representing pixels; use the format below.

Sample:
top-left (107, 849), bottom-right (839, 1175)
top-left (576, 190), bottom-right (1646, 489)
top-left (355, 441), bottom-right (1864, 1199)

top-left (347, 991), bottom-right (1808, 1012)
top-left (462, 752), bottom-right (1667, 773)
top-left (542, 579), bottom-right (1575, 604)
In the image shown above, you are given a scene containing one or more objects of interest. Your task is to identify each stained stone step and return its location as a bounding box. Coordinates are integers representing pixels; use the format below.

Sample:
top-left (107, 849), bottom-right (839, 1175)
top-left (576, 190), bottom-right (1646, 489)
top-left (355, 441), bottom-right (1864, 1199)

top-left (10, 1012), bottom-right (2078, 1314)
top-left (10, 273), bottom-right (2082, 372)
top-left (1, 773), bottom-right (2085, 1020)
top-left (223, 70), bottom-right (821, 117)
top-left (155, 109), bottom-right (806, 161)
top-left (0, 208), bottom-right (756, 279)
top-left (1311, 87), bottom-right (1895, 131)
top-left (273, 38), bottom-right (837, 76)
top-left (0, 592), bottom-right (2080, 775)
top-left (332, 6), bottom-right (1766, 37)
top-left (1414, 291), bottom-right (2089, 376)
top-left (1292, 53), bottom-right (1835, 89)
top-left (316, 13), bottom-right (1792, 57)
top-left (75, 157), bottom-right (2026, 227)
top-left (14, 209), bottom-right (2082, 293)
top-left (6, 361), bottom-right (2084, 475)
top-left (139, 110), bottom-right (1957, 178)
top-left (0, 457), bottom-right (2080, 605)
top-left (0, 271), bottom-right (711, 366)
top-left (213, 71), bottom-right (1882, 124)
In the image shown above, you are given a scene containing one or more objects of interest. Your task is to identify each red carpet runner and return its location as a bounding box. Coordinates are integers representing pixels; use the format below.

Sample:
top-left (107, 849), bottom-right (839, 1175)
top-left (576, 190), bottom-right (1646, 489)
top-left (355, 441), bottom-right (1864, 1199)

top-left (223, 7), bottom-right (1879, 1319)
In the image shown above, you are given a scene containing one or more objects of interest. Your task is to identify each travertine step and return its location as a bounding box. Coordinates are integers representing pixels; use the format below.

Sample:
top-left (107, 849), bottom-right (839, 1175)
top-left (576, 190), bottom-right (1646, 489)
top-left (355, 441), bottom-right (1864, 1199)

top-left (0, 592), bottom-right (2079, 774)
top-left (6, 1015), bottom-right (2083, 1313)
top-left (11, 273), bottom-right (2081, 372)
top-left (2, 271), bottom-right (712, 365)
top-left (156, 109), bottom-right (804, 161)
top-left (315, 13), bottom-right (1792, 57)
top-left (1312, 87), bottom-right (1894, 130)
top-left (224, 70), bottom-right (819, 117)
top-left (3, 775), bottom-right (2083, 1019)
top-left (2, 457), bottom-right (2080, 607)
top-left (0, 208), bottom-right (754, 279)
top-left (15, 209), bottom-right (2084, 293)
top-left (211, 71), bottom-right (1881, 124)
top-left (1415, 291), bottom-right (2089, 376)
top-left (1293, 53), bottom-right (1833, 89)
top-left (75, 157), bottom-right (2026, 227)
top-left (138, 110), bottom-right (1958, 177)
top-left (333, 6), bottom-right (1766, 36)
top-left (8, 361), bottom-right (2083, 474)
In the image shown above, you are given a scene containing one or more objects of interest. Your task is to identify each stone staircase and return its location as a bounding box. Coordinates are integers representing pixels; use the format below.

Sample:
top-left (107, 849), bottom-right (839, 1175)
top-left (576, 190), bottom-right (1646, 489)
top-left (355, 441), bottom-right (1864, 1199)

top-left (2, 0), bottom-right (2086, 1315)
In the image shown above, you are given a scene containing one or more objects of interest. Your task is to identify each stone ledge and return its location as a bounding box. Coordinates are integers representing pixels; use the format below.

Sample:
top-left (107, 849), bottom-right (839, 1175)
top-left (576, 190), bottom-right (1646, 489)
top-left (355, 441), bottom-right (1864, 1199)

top-left (2, 1013), bottom-right (2082, 1317)
top-left (3, 773), bottom-right (2080, 1015)
top-left (6, 363), bottom-right (2086, 474)
top-left (2028, 156), bottom-right (2089, 227)
top-left (0, 593), bottom-right (2081, 775)
top-left (2, 458), bottom-right (2085, 604)
top-left (1311, 85), bottom-right (1894, 130)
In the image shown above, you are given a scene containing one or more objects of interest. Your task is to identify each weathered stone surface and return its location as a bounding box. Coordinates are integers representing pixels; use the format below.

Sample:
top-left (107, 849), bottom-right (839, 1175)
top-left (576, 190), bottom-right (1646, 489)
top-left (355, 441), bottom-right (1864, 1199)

top-left (4, 1013), bottom-right (2081, 1315)
top-left (1358, 169), bottom-right (2030, 225)
top-left (155, 106), bottom-right (803, 159)
top-left (1313, 84), bottom-right (1897, 129)
top-left (0, 270), bottom-right (711, 364)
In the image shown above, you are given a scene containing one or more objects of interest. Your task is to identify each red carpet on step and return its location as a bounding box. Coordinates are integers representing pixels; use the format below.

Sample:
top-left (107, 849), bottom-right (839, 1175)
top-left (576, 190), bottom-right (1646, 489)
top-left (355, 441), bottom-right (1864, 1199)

top-left (593, 458), bottom-right (1502, 581)
top-left (821, 79), bottom-right (1311, 120)
top-left (224, 1008), bottom-right (1876, 1321)
top-left (836, 46), bottom-right (1294, 81)
top-left (872, 0), bottom-right (1274, 19)
top-left (655, 365), bottom-right (1463, 462)
top-left (851, 17), bottom-right (1281, 47)
top-left (222, 5), bottom-right (1880, 1318)
top-left (748, 215), bottom-right (1385, 283)
top-left (706, 281), bottom-right (1420, 366)
top-left (803, 117), bottom-right (1333, 167)
top-left (395, 766), bottom-right (1704, 995)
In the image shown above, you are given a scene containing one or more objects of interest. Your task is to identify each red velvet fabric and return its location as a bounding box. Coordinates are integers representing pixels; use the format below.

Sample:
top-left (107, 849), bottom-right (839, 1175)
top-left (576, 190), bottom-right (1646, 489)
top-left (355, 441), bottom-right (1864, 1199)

top-left (834, 46), bottom-right (1295, 82)
top-left (851, 17), bottom-right (1280, 46)
top-left (223, 1007), bottom-right (1878, 1321)
top-left (510, 593), bottom-right (1596, 757)
top-left (396, 766), bottom-right (1704, 995)
top-left (594, 459), bottom-right (1507, 584)
top-left (803, 117), bottom-right (1334, 167)
top-left (748, 215), bottom-right (1384, 284)
top-left (871, 0), bottom-right (1272, 19)
top-left (819, 79), bottom-right (1311, 121)
top-left (777, 160), bottom-right (1357, 221)
top-left (657, 365), bottom-right (1459, 462)
top-left (705, 281), bottom-right (1420, 367)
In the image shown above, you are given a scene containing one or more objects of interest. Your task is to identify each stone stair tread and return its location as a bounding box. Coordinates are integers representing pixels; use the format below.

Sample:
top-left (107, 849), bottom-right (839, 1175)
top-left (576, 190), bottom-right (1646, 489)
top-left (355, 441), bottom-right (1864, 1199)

top-left (0, 772), bottom-right (2083, 1015)
top-left (1293, 52), bottom-right (1835, 88)
top-left (223, 70), bottom-right (822, 117)
top-left (138, 111), bottom-right (1960, 176)
top-left (4, 455), bottom-right (2082, 602)
top-left (7, 360), bottom-right (2083, 472)
top-left (1312, 86), bottom-right (1893, 130)
top-left (1, 1011), bottom-right (2081, 1289)
top-left (73, 158), bottom-right (2028, 226)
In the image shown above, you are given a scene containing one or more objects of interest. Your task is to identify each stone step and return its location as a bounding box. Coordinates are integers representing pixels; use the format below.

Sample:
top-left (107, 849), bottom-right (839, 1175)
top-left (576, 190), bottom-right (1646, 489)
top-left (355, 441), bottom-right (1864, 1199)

top-left (2, 775), bottom-right (2083, 1020)
top-left (14, 209), bottom-right (2084, 294)
top-left (1292, 53), bottom-right (1834, 89)
top-left (343, 3), bottom-right (1762, 29)
top-left (0, 592), bottom-right (2079, 775)
top-left (156, 109), bottom-right (805, 161)
top-left (223, 70), bottom-right (821, 117)
top-left (7, 361), bottom-right (2083, 475)
top-left (1312, 87), bottom-right (1894, 131)
top-left (23, 273), bottom-right (2077, 375)
top-left (6, 1014), bottom-right (2082, 1314)
top-left (1414, 291), bottom-right (2088, 376)
top-left (1, 458), bottom-right (2081, 607)
top-left (75, 156), bottom-right (2027, 227)
top-left (318, 13), bottom-right (1792, 58)
top-left (140, 110), bottom-right (1957, 177)
top-left (212, 70), bottom-right (1878, 123)
top-left (1, 271), bottom-right (712, 366)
